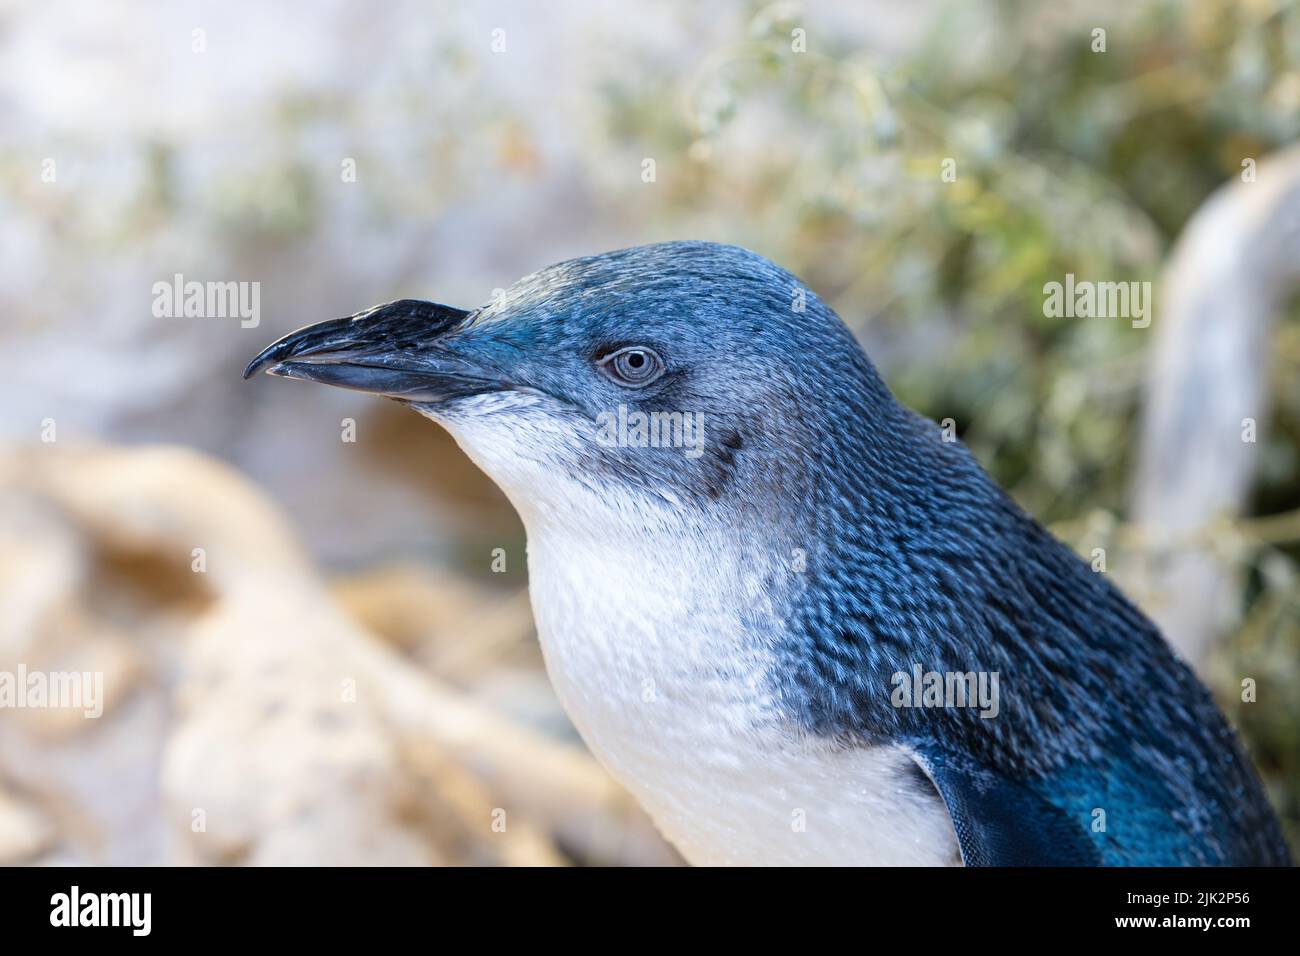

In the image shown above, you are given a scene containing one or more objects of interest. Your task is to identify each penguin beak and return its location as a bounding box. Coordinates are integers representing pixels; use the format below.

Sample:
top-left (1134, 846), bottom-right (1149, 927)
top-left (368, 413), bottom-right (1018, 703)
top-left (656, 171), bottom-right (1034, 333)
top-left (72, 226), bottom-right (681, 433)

top-left (243, 299), bottom-right (499, 403)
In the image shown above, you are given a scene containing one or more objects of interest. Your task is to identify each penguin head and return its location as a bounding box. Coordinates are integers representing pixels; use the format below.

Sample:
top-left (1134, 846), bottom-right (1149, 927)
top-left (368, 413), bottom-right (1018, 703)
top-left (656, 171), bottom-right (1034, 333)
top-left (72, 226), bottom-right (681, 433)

top-left (246, 241), bottom-right (900, 534)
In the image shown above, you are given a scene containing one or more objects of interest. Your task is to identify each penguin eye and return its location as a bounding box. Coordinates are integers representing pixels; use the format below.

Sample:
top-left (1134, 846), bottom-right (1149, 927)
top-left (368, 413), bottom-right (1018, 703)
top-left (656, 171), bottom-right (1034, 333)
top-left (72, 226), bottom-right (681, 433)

top-left (598, 346), bottom-right (665, 387)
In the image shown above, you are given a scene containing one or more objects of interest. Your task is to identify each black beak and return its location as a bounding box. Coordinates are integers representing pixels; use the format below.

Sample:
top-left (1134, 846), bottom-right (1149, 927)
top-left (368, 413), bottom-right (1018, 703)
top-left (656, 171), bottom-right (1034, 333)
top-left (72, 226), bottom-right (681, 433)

top-left (243, 299), bottom-right (496, 402)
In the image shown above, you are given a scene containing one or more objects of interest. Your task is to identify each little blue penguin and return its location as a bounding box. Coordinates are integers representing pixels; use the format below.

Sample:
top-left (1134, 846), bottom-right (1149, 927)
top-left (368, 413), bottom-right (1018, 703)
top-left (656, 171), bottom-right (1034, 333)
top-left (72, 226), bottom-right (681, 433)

top-left (246, 241), bottom-right (1290, 866)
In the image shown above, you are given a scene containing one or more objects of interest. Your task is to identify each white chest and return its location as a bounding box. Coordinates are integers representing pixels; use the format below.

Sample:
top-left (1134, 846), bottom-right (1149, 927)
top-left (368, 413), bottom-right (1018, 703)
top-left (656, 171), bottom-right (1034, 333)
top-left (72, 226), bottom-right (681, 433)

top-left (524, 529), bottom-right (961, 867)
top-left (428, 383), bottom-right (959, 864)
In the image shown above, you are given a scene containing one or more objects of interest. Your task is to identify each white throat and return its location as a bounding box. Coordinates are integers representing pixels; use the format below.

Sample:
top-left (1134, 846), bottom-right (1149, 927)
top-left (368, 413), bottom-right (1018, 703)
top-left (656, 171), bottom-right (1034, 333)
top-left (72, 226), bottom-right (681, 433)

top-left (436, 402), bottom-right (961, 865)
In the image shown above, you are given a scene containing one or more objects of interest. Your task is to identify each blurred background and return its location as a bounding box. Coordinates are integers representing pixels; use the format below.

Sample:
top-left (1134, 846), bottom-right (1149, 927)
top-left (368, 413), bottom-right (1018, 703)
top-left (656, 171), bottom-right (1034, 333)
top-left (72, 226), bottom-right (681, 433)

top-left (0, 0), bottom-right (1297, 864)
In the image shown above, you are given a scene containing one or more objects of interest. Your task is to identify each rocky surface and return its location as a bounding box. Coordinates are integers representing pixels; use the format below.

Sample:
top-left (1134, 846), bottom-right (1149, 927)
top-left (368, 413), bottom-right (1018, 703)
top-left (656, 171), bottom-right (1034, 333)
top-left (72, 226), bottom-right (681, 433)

top-left (0, 444), bottom-right (677, 866)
